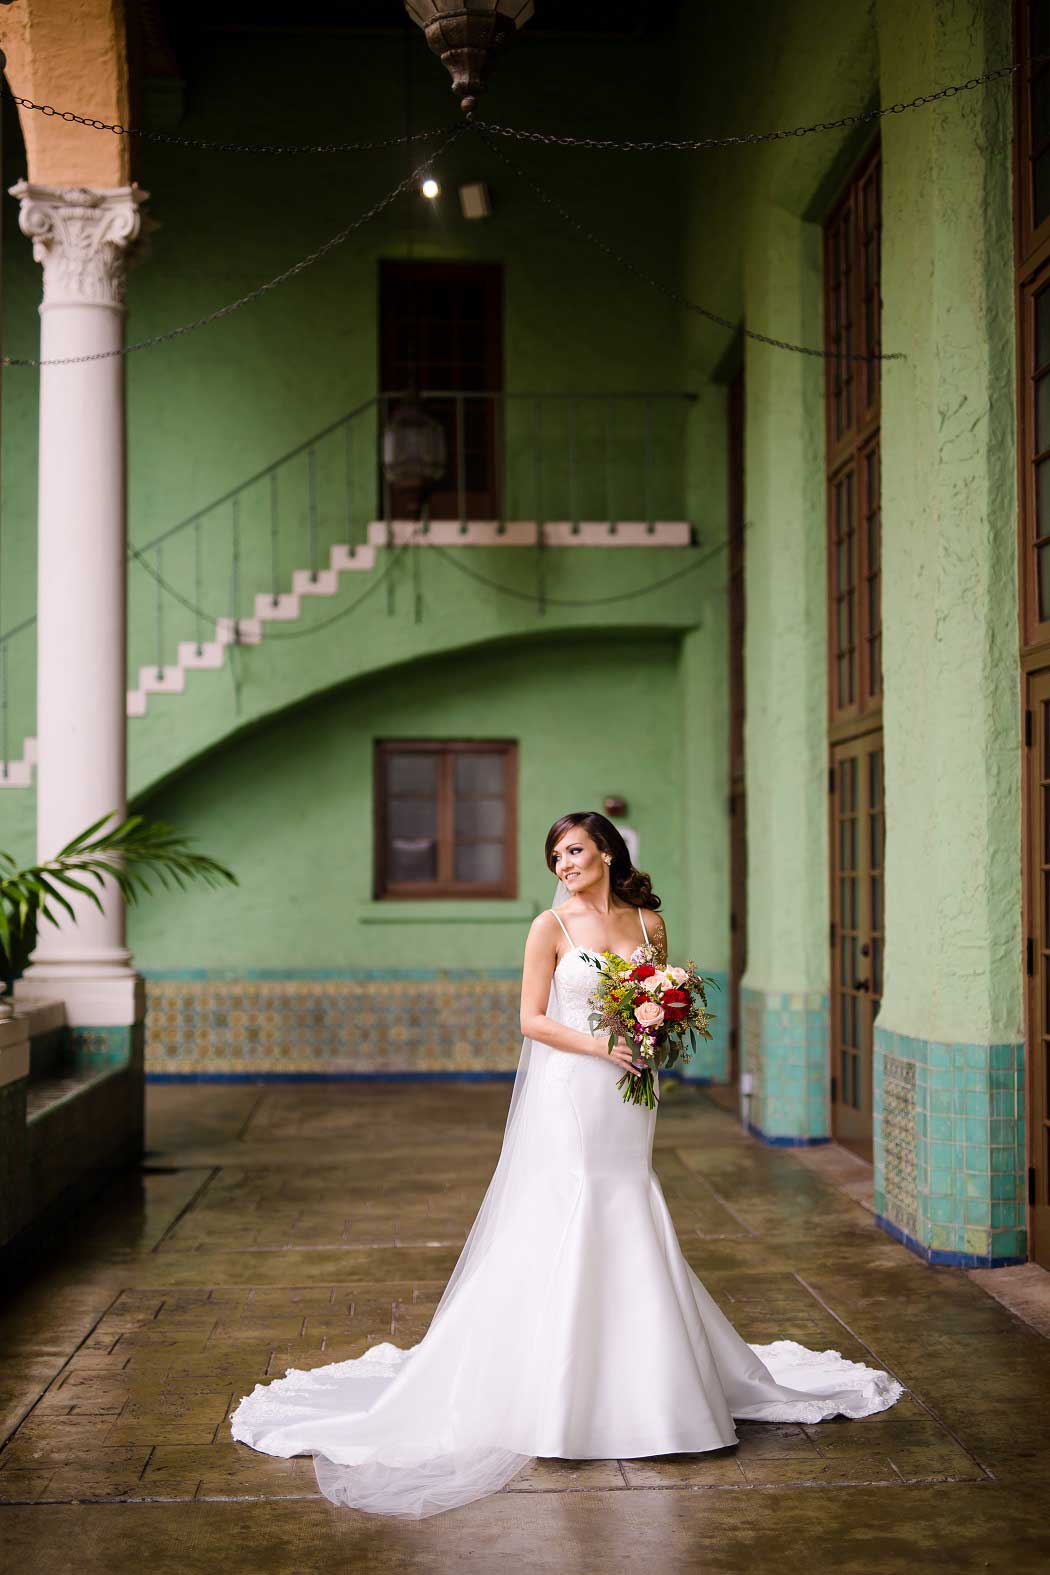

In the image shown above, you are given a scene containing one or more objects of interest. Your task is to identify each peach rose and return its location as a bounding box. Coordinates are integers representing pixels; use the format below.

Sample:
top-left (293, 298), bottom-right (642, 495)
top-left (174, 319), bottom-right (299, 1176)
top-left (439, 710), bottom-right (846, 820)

top-left (634, 1000), bottom-right (665, 1030)
top-left (669, 966), bottom-right (689, 984)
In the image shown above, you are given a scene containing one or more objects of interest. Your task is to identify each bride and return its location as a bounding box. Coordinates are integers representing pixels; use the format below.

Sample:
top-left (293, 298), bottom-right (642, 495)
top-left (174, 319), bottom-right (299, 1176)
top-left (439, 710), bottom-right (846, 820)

top-left (230, 810), bottom-right (903, 1517)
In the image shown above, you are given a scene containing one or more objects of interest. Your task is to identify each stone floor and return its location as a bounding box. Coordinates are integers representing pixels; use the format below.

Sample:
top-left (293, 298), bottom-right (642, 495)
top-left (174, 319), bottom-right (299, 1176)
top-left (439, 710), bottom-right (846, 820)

top-left (2, 1080), bottom-right (1049, 1574)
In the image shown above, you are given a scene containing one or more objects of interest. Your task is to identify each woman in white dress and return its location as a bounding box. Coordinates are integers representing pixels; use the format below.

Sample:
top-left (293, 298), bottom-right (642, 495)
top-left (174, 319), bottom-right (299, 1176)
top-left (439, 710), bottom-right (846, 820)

top-left (229, 811), bottom-right (903, 1517)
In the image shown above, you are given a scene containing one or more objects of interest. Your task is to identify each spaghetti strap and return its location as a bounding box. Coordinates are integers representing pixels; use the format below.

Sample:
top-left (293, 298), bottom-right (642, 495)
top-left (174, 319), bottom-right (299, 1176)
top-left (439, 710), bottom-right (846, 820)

top-left (638, 909), bottom-right (650, 944)
top-left (550, 908), bottom-right (575, 947)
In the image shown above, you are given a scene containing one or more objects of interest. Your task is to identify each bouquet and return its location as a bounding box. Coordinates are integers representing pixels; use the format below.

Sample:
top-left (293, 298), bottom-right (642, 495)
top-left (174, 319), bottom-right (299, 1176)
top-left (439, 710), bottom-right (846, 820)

top-left (581, 941), bottom-right (717, 1108)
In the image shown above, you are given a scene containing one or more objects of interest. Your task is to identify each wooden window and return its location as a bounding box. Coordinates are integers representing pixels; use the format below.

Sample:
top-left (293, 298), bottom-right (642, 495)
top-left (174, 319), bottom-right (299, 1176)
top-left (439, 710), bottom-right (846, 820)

top-left (1016, 1), bottom-right (1050, 266)
top-left (824, 144), bottom-right (882, 730)
top-left (824, 142), bottom-right (883, 1157)
top-left (379, 261), bottom-right (503, 521)
top-left (1020, 266), bottom-right (1050, 644)
top-left (375, 740), bottom-right (517, 898)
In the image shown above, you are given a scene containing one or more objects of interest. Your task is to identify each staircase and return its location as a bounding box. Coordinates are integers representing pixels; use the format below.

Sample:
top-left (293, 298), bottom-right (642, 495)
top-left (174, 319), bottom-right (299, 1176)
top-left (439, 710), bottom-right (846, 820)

top-left (0, 388), bottom-right (697, 791)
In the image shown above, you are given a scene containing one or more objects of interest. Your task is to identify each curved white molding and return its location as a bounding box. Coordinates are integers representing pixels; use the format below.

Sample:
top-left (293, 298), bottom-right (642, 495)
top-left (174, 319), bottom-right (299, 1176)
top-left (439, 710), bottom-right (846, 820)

top-left (11, 181), bottom-right (149, 308)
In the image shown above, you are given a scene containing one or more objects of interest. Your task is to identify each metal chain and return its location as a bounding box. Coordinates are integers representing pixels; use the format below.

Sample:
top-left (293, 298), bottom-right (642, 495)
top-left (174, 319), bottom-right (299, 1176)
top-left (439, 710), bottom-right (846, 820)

top-left (476, 126), bottom-right (901, 362)
top-left (3, 127), bottom-right (464, 369)
top-left (6, 51), bottom-right (1038, 159)
top-left (473, 54), bottom-right (1039, 152)
top-left (2, 84), bottom-right (455, 156)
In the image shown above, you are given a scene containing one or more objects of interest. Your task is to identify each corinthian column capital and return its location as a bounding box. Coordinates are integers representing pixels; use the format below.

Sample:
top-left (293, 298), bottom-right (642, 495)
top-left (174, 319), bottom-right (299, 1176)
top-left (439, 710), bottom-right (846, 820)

top-left (9, 181), bottom-right (149, 308)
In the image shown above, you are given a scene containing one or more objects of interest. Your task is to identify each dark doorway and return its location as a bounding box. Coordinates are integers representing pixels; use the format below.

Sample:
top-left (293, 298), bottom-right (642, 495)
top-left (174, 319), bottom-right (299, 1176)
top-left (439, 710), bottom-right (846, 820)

top-left (380, 260), bottom-right (504, 521)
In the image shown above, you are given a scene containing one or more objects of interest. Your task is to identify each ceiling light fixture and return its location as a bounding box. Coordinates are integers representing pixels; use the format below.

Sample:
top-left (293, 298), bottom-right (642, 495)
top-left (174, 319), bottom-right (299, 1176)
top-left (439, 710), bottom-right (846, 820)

top-left (404, 1), bottom-right (534, 114)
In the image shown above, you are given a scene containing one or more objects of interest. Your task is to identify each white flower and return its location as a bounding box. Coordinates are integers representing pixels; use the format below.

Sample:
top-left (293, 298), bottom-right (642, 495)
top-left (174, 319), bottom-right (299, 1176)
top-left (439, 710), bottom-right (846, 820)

top-left (669, 966), bottom-right (688, 984)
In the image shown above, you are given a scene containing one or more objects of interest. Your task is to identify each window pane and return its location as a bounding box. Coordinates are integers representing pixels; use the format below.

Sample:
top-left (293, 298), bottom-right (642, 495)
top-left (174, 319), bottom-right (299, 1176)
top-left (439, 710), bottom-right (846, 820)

top-left (1038, 375), bottom-right (1050, 454)
top-left (1038, 542), bottom-right (1050, 624)
top-left (387, 752), bottom-right (438, 795)
top-left (1034, 72), bottom-right (1050, 148)
top-left (454, 842), bottom-right (504, 883)
top-left (1037, 457), bottom-right (1050, 539)
top-left (1033, 3), bottom-right (1050, 59)
top-left (389, 797), bottom-right (437, 840)
top-left (1037, 287), bottom-right (1050, 370)
top-left (1037, 147), bottom-right (1050, 231)
top-left (389, 836), bottom-right (437, 883)
top-left (455, 796), bottom-right (505, 838)
top-left (454, 752), bottom-right (504, 796)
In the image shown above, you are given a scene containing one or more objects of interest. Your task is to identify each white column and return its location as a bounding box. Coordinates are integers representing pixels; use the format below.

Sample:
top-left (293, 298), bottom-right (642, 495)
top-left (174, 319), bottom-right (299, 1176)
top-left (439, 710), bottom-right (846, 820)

top-left (11, 182), bottom-right (147, 1027)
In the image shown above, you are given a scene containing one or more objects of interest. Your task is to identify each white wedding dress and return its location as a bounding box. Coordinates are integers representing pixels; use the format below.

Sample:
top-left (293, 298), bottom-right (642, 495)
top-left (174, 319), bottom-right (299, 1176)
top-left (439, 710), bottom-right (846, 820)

top-left (230, 905), bottom-right (903, 1517)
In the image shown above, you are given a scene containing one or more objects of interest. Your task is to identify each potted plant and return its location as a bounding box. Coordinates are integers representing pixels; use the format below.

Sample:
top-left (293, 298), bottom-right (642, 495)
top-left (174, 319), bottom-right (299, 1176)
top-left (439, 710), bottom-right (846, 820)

top-left (0, 811), bottom-right (238, 1014)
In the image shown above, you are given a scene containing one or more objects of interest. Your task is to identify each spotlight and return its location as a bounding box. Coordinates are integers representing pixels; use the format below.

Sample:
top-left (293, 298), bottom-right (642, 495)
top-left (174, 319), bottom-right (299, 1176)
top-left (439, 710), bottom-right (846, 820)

top-left (421, 178), bottom-right (440, 200)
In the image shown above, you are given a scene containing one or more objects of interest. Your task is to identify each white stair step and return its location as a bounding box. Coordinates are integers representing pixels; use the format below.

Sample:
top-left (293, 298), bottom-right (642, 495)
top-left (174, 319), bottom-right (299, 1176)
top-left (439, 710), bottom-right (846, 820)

top-left (369, 520), bottom-right (539, 547)
top-left (215, 617), bottom-right (262, 646)
top-left (0, 754), bottom-right (35, 787)
top-left (126, 690), bottom-right (147, 717)
top-left (140, 665), bottom-right (186, 695)
top-left (292, 568), bottom-right (339, 596)
top-left (178, 640), bottom-right (226, 669)
top-left (330, 543), bottom-right (376, 571)
top-left (541, 521), bottom-right (692, 546)
top-left (255, 592), bottom-right (301, 621)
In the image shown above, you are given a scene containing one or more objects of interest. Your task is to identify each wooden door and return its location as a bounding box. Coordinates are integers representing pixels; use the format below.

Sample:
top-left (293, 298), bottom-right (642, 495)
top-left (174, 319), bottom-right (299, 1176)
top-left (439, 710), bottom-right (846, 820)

top-left (380, 261), bottom-right (503, 520)
top-left (829, 730), bottom-right (884, 1159)
top-left (1025, 669), bottom-right (1050, 1267)
top-left (727, 370), bottom-right (746, 1083)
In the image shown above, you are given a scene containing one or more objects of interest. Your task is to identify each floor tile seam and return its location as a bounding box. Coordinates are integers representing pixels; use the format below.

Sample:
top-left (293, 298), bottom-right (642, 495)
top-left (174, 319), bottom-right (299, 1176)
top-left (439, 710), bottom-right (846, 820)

top-left (791, 1270), bottom-right (996, 1481)
top-left (1, 1474), bottom-right (993, 1506)
top-left (149, 1169), bottom-right (224, 1256)
top-left (0, 1287), bottom-right (133, 1458)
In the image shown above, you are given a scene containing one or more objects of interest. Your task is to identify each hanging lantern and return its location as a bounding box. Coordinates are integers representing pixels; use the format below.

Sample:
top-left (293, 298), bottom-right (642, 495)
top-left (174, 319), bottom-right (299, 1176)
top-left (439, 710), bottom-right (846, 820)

top-left (404, 1), bottom-right (534, 114)
top-left (382, 397), bottom-right (448, 513)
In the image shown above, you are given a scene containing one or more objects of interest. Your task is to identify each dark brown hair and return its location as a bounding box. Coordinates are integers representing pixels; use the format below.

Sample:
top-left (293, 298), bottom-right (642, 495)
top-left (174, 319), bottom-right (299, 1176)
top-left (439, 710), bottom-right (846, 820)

top-left (544, 811), bottom-right (661, 911)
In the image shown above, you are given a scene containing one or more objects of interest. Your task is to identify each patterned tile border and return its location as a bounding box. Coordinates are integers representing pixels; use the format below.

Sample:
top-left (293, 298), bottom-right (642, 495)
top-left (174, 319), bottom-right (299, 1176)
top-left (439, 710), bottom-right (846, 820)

top-left (741, 985), bottom-right (830, 1143)
top-left (873, 1027), bottom-right (1027, 1266)
top-left (142, 976), bottom-right (523, 1076)
top-left (140, 967), bottom-right (731, 1080)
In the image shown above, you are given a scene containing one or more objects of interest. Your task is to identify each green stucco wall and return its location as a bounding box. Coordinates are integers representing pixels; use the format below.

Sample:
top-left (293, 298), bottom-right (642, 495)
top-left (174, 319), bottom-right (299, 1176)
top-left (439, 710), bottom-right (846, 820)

top-left (128, 633), bottom-right (685, 973)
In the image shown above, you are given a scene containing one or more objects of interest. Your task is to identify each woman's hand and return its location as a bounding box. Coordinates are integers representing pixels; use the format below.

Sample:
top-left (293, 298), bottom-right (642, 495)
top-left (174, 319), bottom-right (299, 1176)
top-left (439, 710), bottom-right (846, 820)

top-left (592, 1033), bottom-right (644, 1077)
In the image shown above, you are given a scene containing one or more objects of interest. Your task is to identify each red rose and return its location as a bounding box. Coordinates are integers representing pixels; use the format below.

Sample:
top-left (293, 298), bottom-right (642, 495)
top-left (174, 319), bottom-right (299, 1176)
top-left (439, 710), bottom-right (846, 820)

top-left (629, 965), bottom-right (657, 981)
top-left (662, 988), bottom-right (690, 1022)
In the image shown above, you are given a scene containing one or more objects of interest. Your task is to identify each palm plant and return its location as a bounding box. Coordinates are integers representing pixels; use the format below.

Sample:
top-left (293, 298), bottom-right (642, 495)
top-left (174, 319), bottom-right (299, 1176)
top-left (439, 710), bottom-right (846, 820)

top-left (0, 812), bottom-right (238, 997)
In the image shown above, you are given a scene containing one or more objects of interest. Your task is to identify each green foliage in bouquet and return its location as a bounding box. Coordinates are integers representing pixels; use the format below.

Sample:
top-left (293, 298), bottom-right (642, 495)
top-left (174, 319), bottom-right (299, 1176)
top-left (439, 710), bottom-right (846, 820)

top-left (582, 945), bottom-right (720, 1108)
top-left (0, 812), bottom-right (238, 994)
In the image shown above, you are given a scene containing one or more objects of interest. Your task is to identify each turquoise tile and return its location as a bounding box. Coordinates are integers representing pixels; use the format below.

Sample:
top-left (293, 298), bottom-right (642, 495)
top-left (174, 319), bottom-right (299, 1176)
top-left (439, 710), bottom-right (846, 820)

top-left (964, 1145), bottom-right (990, 1172)
top-left (929, 1141), bottom-right (954, 1170)
top-left (965, 1043), bottom-right (988, 1068)
top-left (990, 1146), bottom-right (1017, 1174)
top-left (929, 1114), bottom-right (952, 1141)
top-left (989, 1118), bottom-right (1014, 1146)
top-left (964, 1172), bottom-right (988, 1199)
top-left (990, 1044), bottom-right (1015, 1070)
top-left (991, 1228), bottom-right (1027, 1259)
top-left (991, 1172), bottom-right (1021, 1200)
top-left (964, 1198), bottom-right (990, 1226)
top-left (929, 1042), bottom-right (951, 1069)
top-left (928, 1194), bottom-right (957, 1223)
top-left (991, 1200), bottom-right (1023, 1228)
top-left (991, 1090), bottom-right (1015, 1118)
top-left (929, 1167), bottom-right (953, 1196)
top-left (964, 1117), bottom-right (987, 1144)
top-left (964, 1089), bottom-right (990, 1116)
top-left (931, 1089), bottom-right (953, 1114)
